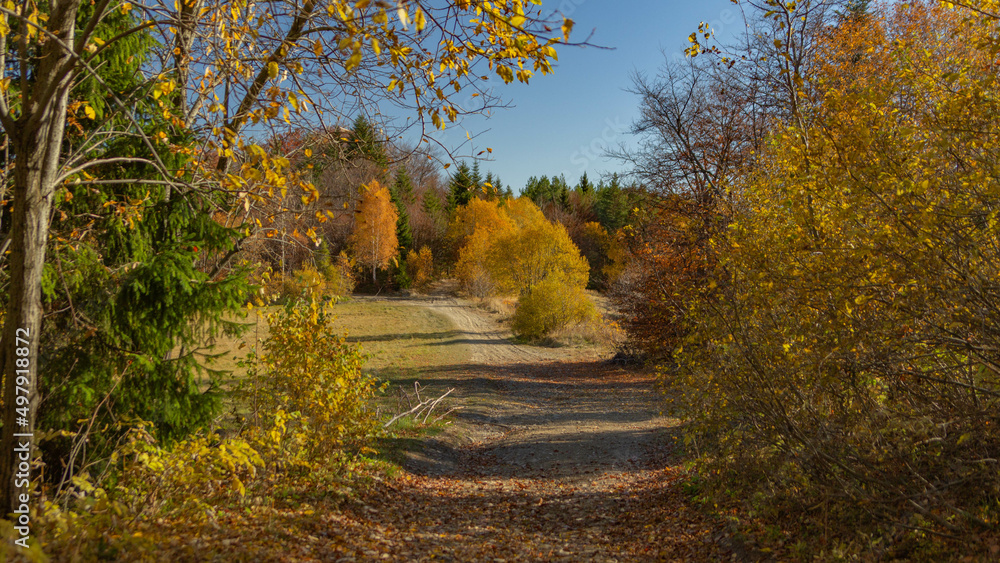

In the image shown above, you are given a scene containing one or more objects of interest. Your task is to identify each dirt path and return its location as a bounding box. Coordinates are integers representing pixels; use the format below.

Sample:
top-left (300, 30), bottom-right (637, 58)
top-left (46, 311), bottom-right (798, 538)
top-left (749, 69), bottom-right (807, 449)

top-left (328, 291), bottom-right (734, 561)
top-left (409, 295), bottom-right (663, 482)
top-left (419, 296), bottom-right (546, 365)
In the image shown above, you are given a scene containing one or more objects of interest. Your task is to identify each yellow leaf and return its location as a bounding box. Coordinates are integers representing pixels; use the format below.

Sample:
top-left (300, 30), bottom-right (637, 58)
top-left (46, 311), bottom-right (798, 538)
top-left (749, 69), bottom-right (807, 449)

top-left (561, 18), bottom-right (573, 41)
top-left (346, 51), bottom-right (362, 70)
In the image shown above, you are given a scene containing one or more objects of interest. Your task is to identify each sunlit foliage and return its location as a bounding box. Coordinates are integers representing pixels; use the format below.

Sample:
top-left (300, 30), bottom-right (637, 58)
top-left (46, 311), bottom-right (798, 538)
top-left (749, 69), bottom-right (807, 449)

top-left (672, 0), bottom-right (1000, 543)
top-left (350, 180), bottom-right (399, 284)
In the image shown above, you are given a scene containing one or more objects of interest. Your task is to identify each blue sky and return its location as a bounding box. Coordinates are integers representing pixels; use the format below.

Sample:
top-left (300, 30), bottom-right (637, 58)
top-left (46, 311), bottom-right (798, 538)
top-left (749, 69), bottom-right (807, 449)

top-left (427, 0), bottom-right (741, 193)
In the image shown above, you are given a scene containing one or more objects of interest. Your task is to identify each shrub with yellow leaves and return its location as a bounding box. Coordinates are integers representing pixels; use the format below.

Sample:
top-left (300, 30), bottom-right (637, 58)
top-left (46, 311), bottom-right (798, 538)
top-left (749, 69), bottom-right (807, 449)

top-left (236, 298), bottom-right (383, 463)
top-left (511, 276), bottom-right (597, 341)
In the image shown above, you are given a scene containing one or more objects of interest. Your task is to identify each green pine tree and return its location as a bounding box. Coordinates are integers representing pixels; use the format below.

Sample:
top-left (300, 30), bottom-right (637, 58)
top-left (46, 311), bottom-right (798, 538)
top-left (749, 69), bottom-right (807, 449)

top-left (390, 169), bottom-right (415, 252)
top-left (577, 172), bottom-right (593, 195)
top-left (392, 167), bottom-right (416, 204)
top-left (470, 161), bottom-right (483, 193)
top-left (33, 10), bottom-right (251, 444)
top-left (595, 173), bottom-right (633, 232)
top-left (351, 115), bottom-right (389, 177)
top-left (446, 161), bottom-right (476, 211)
top-left (491, 174), bottom-right (505, 198)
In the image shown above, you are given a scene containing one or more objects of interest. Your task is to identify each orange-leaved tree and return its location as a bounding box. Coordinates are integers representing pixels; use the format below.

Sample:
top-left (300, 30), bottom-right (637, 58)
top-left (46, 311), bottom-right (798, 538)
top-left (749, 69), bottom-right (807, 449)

top-left (452, 197), bottom-right (588, 297)
top-left (450, 196), bottom-right (593, 338)
top-left (486, 209), bottom-right (589, 295)
top-left (350, 181), bottom-right (399, 284)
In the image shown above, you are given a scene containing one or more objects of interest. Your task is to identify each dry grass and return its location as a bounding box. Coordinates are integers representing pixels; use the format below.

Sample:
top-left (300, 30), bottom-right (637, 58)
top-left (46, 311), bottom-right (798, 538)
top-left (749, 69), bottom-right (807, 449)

top-left (476, 295), bottom-right (516, 319)
top-left (547, 315), bottom-right (624, 349)
top-left (198, 299), bottom-right (472, 389)
top-left (326, 298), bottom-right (471, 378)
top-left (485, 289), bottom-right (624, 352)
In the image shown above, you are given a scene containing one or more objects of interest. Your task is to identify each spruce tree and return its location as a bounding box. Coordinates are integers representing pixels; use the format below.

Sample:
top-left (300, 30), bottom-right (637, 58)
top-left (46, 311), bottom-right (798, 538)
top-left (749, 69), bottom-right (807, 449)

top-left (483, 171), bottom-right (497, 199)
top-left (470, 161), bottom-right (483, 193)
top-left (578, 172), bottom-right (593, 195)
top-left (36, 11), bottom-right (250, 443)
top-left (595, 173), bottom-right (632, 232)
top-left (446, 161), bottom-right (475, 211)
top-left (350, 115), bottom-right (389, 177)
top-left (390, 169), bottom-right (415, 251)
top-left (423, 189), bottom-right (444, 216)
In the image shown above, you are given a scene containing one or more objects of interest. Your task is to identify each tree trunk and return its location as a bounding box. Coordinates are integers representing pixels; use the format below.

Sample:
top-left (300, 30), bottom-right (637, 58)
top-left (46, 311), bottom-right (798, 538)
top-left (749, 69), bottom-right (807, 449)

top-left (0, 0), bottom-right (79, 515)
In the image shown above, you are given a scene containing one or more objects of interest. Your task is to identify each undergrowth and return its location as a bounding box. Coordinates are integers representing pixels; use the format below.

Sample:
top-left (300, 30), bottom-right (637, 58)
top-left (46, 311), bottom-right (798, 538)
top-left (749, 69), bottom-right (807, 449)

top-left (1, 298), bottom-right (389, 561)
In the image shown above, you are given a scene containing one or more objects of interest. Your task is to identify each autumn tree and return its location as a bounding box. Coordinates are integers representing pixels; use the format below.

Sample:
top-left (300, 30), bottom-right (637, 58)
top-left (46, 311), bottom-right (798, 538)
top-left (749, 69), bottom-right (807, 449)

top-left (485, 200), bottom-right (589, 295)
top-left (448, 197), bottom-right (513, 248)
top-left (511, 276), bottom-right (595, 340)
top-left (451, 198), bottom-right (515, 297)
top-left (449, 196), bottom-right (592, 337)
top-left (607, 0), bottom-right (835, 359)
top-left (405, 246), bottom-right (434, 291)
top-left (0, 3), bottom-right (260, 517)
top-left (575, 222), bottom-right (625, 290)
top-left (350, 181), bottom-right (399, 284)
top-left (669, 0), bottom-right (1000, 545)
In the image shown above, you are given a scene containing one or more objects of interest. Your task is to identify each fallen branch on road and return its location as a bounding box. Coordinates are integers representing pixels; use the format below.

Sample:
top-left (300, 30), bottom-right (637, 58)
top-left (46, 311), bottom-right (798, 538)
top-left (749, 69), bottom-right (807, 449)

top-left (383, 382), bottom-right (461, 429)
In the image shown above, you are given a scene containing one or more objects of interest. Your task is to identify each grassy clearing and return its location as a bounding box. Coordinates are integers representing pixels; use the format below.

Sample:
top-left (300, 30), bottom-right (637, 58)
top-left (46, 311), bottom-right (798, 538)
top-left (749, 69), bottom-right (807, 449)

top-left (201, 298), bottom-right (472, 385)
top-left (194, 297), bottom-right (474, 471)
top-left (329, 299), bottom-right (471, 379)
top-left (199, 298), bottom-right (472, 439)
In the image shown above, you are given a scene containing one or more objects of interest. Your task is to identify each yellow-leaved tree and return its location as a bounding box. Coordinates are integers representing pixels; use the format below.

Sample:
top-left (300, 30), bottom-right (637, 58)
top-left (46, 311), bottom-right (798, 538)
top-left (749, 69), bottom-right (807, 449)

top-left (350, 181), bottom-right (399, 284)
top-left (405, 246), bottom-right (435, 291)
top-left (674, 0), bottom-right (1000, 540)
top-left (451, 197), bottom-right (593, 338)
top-left (487, 212), bottom-right (589, 295)
top-left (451, 198), bottom-right (516, 298)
